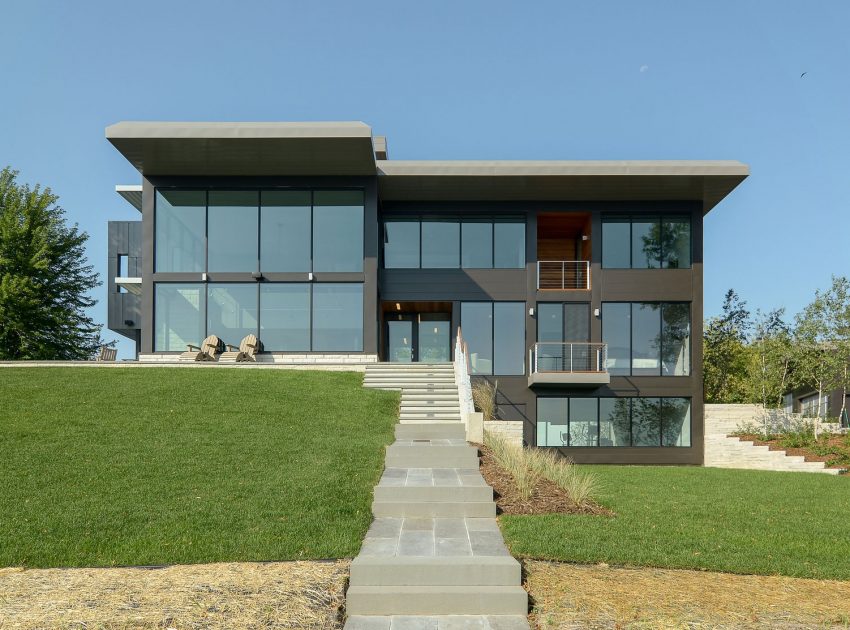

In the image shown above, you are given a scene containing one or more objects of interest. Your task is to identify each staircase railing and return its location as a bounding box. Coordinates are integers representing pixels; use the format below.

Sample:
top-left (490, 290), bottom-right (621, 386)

top-left (454, 327), bottom-right (476, 436)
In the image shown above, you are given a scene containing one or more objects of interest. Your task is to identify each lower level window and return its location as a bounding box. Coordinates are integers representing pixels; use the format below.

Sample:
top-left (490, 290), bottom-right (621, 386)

top-left (154, 282), bottom-right (363, 352)
top-left (537, 397), bottom-right (691, 447)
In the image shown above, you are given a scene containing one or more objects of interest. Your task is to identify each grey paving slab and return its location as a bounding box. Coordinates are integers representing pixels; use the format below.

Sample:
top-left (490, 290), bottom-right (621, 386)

top-left (434, 518), bottom-right (468, 539)
top-left (484, 617), bottom-right (531, 630)
top-left (465, 518), bottom-right (500, 532)
top-left (390, 617), bottom-right (439, 630)
top-left (470, 537), bottom-right (509, 557)
top-left (360, 537), bottom-right (398, 556)
top-left (368, 518), bottom-right (403, 538)
top-left (398, 530), bottom-right (435, 556)
top-left (402, 517), bottom-right (435, 532)
top-left (438, 617), bottom-right (488, 630)
top-left (345, 616), bottom-right (392, 629)
top-left (436, 537), bottom-right (472, 557)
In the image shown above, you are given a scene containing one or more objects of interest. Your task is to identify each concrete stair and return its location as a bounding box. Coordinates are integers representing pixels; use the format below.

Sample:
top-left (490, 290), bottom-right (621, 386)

top-left (704, 405), bottom-right (841, 475)
top-left (346, 363), bottom-right (528, 627)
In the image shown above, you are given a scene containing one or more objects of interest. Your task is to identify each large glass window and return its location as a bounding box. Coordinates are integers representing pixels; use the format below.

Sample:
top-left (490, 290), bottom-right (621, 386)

top-left (461, 221), bottom-right (493, 268)
top-left (461, 302), bottom-right (525, 375)
top-left (155, 191), bottom-right (206, 272)
top-left (461, 303), bottom-right (493, 375)
top-left (207, 283), bottom-right (258, 349)
top-left (421, 220), bottom-right (460, 268)
top-left (494, 302), bottom-right (526, 375)
top-left (154, 283), bottom-right (206, 351)
top-left (260, 284), bottom-right (310, 351)
top-left (261, 191), bottom-right (311, 272)
top-left (313, 191), bottom-right (364, 272)
top-left (493, 222), bottom-right (525, 268)
top-left (536, 303), bottom-right (590, 372)
top-left (207, 191), bottom-right (258, 272)
top-left (383, 218), bottom-right (525, 269)
top-left (601, 217), bottom-right (630, 269)
top-left (312, 283), bottom-right (364, 351)
top-left (602, 215), bottom-right (691, 269)
top-left (537, 397), bottom-right (691, 447)
top-left (384, 220), bottom-right (420, 268)
top-left (602, 303), bottom-right (690, 376)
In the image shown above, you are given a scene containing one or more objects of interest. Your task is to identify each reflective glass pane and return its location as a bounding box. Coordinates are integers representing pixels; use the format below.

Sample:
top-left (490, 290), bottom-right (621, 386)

top-left (388, 319), bottom-right (414, 362)
top-left (260, 284), bottom-right (310, 351)
top-left (261, 191), bottom-right (311, 272)
top-left (494, 222), bottom-right (525, 268)
top-left (564, 303), bottom-right (590, 342)
top-left (537, 398), bottom-right (568, 447)
top-left (632, 303), bottom-right (661, 375)
top-left (602, 303), bottom-right (631, 375)
top-left (155, 284), bottom-right (206, 351)
top-left (569, 398), bottom-right (599, 446)
top-left (312, 283), bottom-right (363, 351)
top-left (207, 284), bottom-right (257, 349)
top-left (155, 190), bottom-right (206, 272)
top-left (494, 302), bottom-right (525, 375)
top-left (662, 398), bottom-right (691, 447)
top-left (536, 303), bottom-right (564, 372)
top-left (313, 191), bottom-right (364, 272)
top-left (601, 218), bottom-right (630, 269)
top-left (662, 303), bottom-right (690, 376)
top-left (631, 217), bottom-right (661, 269)
top-left (632, 397), bottom-right (661, 446)
top-left (661, 217), bottom-right (691, 269)
top-left (384, 221), bottom-right (420, 268)
top-left (208, 191), bottom-right (259, 272)
top-left (461, 221), bottom-right (493, 268)
top-left (461, 303), bottom-right (493, 375)
top-left (599, 398), bottom-right (631, 446)
top-left (418, 314), bottom-right (451, 362)
top-left (421, 220), bottom-right (460, 268)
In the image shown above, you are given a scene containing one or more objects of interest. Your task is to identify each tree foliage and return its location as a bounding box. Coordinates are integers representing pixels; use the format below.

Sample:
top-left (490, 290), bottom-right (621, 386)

top-left (0, 167), bottom-right (102, 359)
top-left (703, 290), bottom-right (752, 403)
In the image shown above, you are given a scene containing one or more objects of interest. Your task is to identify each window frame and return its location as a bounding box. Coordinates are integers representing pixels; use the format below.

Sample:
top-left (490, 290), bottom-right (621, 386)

top-left (460, 300), bottom-right (526, 376)
top-left (601, 214), bottom-right (692, 270)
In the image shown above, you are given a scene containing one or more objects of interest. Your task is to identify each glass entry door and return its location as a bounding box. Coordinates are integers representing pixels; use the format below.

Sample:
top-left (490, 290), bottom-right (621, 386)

top-left (386, 312), bottom-right (451, 363)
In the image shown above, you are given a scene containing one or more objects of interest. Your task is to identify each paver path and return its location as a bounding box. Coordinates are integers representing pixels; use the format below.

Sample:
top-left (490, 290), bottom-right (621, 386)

top-left (346, 363), bottom-right (528, 629)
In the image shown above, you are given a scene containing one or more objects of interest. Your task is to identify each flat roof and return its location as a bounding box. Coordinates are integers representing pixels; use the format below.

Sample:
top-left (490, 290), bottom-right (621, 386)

top-left (377, 160), bottom-right (749, 212)
top-left (105, 121), bottom-right (748, 212)
top-left (106, 121), bottom-right (376, 176)
top-left (115, 184), bottom-right (142, 211)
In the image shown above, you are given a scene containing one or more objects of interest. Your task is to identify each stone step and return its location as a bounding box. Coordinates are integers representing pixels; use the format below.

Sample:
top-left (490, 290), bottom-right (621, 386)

top-left (401, 399), bottom-right (461, 407)
top-left (385, 444), bottom-right (479, 469)
top-left (401, 407), bottom-right (461, 416)
top-left (401, 393), bottom-right (459, 400)
top-left (349, 556), bottom-right (520, 587)
top-left (372, 500), bottom-right (497, 518)
top-left (395, 423), bottom-right (466, 440)
top-left (374, 484), bottom-right (493, 503)
top-left (400, 414), bottom-right (462, 422)
top-left (365, 379), bottom-right (457, 385)
top-left (344, 616), bottom-right (531, 630)
top-left (345, 585), bottom-right (528, 616)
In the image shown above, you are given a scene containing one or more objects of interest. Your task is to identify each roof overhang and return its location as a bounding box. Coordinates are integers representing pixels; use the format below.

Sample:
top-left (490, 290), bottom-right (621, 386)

top-left (377, 160), bottom-right (749, 213)
top-left (115, 184), bottom-right (142, 211)
top-left (106, 121), bottom-right (376, 176)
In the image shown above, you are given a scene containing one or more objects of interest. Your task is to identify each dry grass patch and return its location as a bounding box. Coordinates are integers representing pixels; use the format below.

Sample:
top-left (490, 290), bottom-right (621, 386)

top-left (472, 379), bottom-right (498, 421)
top-left (0, 560), bottom-right (348, 629)
top-left (527, 560), bottom-right (850, 629)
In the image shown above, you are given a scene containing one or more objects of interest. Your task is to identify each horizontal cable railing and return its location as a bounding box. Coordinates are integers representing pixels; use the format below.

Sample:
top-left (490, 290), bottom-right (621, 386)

top-left (529, 342), bottom-right (608, 374)
top-left (537, 261), bottom-right (590, 290)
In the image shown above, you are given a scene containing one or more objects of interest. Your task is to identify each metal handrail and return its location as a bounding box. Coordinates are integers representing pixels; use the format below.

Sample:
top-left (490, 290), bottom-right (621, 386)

top-left (529, 342), bottom-right (608, 374)
top-left (537, 260), bottom-right (590, 290)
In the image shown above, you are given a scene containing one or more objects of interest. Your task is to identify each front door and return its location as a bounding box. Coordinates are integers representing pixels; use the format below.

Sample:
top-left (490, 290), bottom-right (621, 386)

top-left (386, 312), bottom-right (451, 362)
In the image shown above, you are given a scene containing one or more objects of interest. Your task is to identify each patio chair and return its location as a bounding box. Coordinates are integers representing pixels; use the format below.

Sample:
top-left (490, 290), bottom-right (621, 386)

top-left (179, 335), bottom-right (222, 362)
top-left (219, 334), bottom-right (262, 363)
top-left (96, 346), bottom-right (118, 361)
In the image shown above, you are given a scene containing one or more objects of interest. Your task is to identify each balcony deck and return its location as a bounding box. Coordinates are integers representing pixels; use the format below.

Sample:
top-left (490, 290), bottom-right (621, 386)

top-left (528, 342), bottom-right (610, 387)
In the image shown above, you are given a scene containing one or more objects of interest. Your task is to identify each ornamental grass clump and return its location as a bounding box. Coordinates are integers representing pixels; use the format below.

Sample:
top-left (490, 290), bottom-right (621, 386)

top-left (524, 444), bottom-right (600, 510)
top-left (483, 430), bottom-right (539, 501)
top-left (472, 379), bottom-right (498, 421)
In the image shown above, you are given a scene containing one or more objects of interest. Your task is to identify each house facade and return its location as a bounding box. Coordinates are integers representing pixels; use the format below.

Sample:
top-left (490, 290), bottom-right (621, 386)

top-left (106, 121), bottom-right (748, 464)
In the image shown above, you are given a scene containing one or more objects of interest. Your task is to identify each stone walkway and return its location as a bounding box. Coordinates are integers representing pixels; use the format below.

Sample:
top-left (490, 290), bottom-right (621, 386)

top-left (347, 363), bottom-right (528, 629)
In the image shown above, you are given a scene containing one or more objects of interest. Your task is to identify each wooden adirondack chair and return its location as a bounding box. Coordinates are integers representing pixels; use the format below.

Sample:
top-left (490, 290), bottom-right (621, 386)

top-left (179, 335), bottom-right (222, 362)
top-left (96, 346), bottom-right (118, 361)
top-left (219, 334), bottom-right (262, 363)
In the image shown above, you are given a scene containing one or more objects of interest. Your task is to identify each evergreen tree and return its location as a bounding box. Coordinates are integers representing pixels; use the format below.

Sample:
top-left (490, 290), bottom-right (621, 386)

top-left (0, 167), bottom-right (102, 359)
top-left (703, 289), bottom-right (752, 403)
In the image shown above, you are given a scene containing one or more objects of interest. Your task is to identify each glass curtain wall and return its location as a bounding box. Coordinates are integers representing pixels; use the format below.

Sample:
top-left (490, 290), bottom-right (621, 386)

top-left (154, 284), bottom-right (206, 351)
top-left (155, 191), bottom-right (206, 272)
top-left (261, 191), bottom-right (311, 272)
top-left (461, 302), bottom-right (525, 375)
top-left (537, 397), bottom-right (691, 447)
top-left (602, 302), bottom-right (690, 376)
top-left (313, 191), bottom-right (364, 272)
top-left (208, 192), bottom-right (258, 272)
top-left (602, 215), bottom-right (691, 269)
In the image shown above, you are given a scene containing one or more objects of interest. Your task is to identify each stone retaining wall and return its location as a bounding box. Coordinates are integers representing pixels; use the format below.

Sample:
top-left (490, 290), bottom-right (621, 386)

top-left (484, 420), bottom-right (524, 447)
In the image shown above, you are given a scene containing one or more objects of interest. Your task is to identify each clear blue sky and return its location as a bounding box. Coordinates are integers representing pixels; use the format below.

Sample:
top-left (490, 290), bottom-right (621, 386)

top-left (2, 1), bottom-right (848, 359)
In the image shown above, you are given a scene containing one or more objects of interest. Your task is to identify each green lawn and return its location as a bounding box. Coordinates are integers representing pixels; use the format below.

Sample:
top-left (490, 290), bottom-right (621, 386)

top-left (500, 465), bottom-right (850, 580)
top-left (0, 367), bottom-right (399, 568)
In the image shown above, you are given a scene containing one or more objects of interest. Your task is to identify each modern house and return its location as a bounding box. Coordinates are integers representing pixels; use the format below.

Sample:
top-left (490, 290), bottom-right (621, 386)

top-left (106, 121), bottom-right (748, 464)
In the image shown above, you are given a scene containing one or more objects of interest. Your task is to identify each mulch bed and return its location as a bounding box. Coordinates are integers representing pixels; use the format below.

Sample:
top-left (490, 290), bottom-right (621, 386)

top-left (737, 433), bottom-right (849, 473)
top-left (476, 443), bottom-right (613, 517)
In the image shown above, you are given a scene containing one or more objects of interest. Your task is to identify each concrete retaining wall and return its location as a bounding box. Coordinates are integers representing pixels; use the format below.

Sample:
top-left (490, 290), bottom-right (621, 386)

top-left (484, 421), bottom-right (523, 447)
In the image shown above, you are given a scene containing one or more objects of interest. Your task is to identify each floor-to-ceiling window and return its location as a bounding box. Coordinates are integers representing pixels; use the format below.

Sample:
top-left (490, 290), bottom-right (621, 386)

top-left (460, 302), bottom-right (525, 375)
top-left (602, 215), bottom-right (692, 269)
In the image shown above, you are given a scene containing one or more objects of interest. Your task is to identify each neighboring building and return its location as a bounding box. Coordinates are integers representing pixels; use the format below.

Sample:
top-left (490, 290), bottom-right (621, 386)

top-left (783, 386), bottom-right (849, 422)
top-left (105, 121), bottom-right (748, 464)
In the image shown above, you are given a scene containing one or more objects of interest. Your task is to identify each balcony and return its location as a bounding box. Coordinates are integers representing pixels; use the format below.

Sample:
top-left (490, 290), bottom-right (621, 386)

top-left (528, 342), bottom-right (610, 387)
top-left (537, 261), bottom-right (590, 290)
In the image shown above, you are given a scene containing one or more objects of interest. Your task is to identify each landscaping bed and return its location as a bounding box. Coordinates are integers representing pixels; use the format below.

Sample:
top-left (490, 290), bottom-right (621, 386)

top-left (478, 443), bottom-right (610, 516)
top-left (0, 367), bottom-right (399, 568)
top-left (736, 432), bottom-right (850, 473)
top-left (0, 560), bottom-right (348, 629)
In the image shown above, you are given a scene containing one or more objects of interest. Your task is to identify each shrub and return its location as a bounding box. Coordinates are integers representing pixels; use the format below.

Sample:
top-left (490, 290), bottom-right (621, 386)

top-left (472, 379), bottom-right (498, 421)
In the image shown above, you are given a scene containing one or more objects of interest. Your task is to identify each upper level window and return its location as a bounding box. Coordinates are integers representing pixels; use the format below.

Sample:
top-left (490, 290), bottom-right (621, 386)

top-left (602, 302), bottom-right (691, 376)
top-left (602, 215), bottom-right (691, 269)
top-left (155, 190), bottom-right (205, 272)
top-left (383, 217), bottom-right (525, 269)
top-left (460, 301), bottom-right (525, 375)
top-left (155, 189), bottom-right (364, 274)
